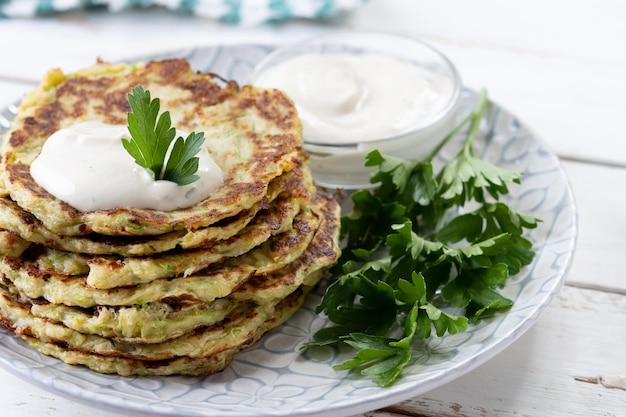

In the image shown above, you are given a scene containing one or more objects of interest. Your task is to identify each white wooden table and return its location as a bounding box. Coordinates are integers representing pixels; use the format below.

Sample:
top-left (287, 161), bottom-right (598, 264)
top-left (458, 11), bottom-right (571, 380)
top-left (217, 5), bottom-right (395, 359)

top-left (1, 1), bottom-right (625, 416)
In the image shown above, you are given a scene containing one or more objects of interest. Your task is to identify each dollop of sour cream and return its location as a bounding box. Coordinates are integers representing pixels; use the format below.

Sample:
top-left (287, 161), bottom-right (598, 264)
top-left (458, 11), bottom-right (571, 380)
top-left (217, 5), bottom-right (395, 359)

top-left (30, 121), bottom-right (223, 212)
top-left (254, 53), bottom-right (453, 144)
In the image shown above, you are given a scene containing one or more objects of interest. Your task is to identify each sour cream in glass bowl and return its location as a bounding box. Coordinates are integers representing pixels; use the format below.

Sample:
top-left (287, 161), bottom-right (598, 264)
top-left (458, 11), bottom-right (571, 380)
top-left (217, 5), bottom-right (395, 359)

top-left (249, 31), bottom-right (461, 189)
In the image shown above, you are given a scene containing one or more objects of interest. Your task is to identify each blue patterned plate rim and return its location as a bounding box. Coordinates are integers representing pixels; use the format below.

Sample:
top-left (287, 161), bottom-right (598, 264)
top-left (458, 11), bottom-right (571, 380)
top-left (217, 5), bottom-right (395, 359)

top-left (0, 44), bottom-right (578, 417)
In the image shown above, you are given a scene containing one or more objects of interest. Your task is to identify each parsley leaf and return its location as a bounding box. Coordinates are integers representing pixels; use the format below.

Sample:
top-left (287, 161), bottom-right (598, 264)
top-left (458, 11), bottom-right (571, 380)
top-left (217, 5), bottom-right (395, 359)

top-left (122, 85), bottom-right (205, 185)
top-left (305, 89), bottom-right (540, 386)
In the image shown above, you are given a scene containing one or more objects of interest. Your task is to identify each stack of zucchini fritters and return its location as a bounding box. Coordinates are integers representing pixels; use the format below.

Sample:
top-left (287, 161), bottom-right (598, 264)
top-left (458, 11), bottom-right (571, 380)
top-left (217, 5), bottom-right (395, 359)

top-left (0, 59), bottom-right (340, 376)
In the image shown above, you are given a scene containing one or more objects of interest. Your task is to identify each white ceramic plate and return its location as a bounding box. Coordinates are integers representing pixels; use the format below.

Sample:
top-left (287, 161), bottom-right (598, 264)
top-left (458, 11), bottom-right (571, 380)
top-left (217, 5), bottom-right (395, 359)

top-left (0, 45), bottom-right (577, 417)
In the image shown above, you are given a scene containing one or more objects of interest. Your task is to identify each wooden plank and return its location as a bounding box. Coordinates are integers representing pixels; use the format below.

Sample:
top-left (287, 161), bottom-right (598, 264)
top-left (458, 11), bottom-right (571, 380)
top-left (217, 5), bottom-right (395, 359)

top-left (560, 160), bottom-right (626, 293)
top-left (0, 10), bottom-right (326, 81)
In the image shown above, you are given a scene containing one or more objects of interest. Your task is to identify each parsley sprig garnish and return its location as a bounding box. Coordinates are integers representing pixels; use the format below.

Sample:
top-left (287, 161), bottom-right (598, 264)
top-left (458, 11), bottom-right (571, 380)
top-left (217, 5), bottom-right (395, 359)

top-left (305, 89), bottom-right (540, 387)
top-left (122, 85), bottom-right (205, 186)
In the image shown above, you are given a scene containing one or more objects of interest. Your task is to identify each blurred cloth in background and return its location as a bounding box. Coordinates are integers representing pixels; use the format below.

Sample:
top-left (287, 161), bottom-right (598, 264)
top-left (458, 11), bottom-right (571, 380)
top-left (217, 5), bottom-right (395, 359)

top-left (0, 0), bottom-right (366, 25)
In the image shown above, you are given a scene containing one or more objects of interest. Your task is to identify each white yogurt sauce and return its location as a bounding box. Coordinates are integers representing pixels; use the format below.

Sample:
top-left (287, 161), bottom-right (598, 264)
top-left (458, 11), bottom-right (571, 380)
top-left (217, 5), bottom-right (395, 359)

top-left (30, 121), bottom-right (223, 212)
top-left (254, 53), bottom-right (453, 144)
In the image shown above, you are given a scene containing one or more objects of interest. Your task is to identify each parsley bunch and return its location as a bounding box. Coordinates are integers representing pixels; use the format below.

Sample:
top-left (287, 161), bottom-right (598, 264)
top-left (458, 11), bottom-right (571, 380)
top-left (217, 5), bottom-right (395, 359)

top-left (306, 89), bottom-right (540, 387)
top-left (123, 85), bottom-right (205, 186)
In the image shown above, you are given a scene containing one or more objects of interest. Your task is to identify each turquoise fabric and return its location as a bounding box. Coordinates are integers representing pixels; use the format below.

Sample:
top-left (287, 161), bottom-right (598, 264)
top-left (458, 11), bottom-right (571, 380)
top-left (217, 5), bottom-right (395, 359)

top-left (0, 0), bottom-right (365, 24)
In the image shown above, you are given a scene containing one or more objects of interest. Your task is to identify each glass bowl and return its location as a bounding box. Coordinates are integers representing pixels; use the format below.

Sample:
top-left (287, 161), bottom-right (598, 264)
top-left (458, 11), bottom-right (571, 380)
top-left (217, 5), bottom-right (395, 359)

top-left (249, 31), bottom-right (461, 189)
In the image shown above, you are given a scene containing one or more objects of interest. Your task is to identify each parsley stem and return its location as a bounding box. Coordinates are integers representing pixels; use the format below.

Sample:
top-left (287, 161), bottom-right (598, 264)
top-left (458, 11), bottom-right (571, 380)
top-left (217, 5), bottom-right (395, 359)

top-left (465, 88), bottom-right (488, 151)
top-left (426, 114), bottom-right (471, 162)
top-left (425, 88), bottom-right (489, 162)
